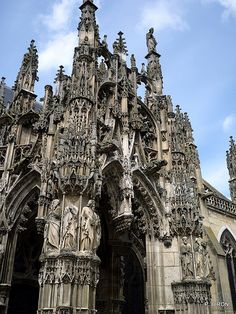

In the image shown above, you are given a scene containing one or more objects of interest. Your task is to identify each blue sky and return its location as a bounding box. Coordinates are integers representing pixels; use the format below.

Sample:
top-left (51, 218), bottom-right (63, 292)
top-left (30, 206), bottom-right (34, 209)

top-left (1, 0), bottom-right (236, 197)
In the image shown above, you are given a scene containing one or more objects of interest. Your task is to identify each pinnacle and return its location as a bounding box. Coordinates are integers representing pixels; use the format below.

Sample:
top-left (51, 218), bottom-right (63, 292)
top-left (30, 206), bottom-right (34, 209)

top-left (130, 54), bottom-right (136, 68)
top-left (176, 105), bottom-right (182, 114)
top-left (54, 65), bottom-right (65, 82)
top-left (29, 39), bottom-right (36, 50)
top-left (80, 0), bottom-right (97, 9)
top-left (113, 31), bottom-right (128, 57)
top-left (229, 136), bottom-right (235, 148)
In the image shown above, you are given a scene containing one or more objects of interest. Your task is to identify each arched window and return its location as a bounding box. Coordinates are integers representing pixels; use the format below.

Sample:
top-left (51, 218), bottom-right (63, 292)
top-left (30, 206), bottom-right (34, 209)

top-left (220, 229), bottom-right (236, 311)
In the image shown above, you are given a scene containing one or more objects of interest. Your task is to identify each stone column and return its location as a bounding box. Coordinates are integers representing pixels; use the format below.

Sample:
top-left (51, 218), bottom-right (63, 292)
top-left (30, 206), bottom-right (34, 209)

top-left (38, 199), bottom-right (101, 314)
top-left (0, 227), bottom-right (19, 314)
top-left (38, 253), bottom-right (100, 314)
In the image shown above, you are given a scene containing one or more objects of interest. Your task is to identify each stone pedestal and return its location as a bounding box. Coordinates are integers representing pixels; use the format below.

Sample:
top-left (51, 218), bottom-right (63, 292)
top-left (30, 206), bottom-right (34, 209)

top-left (38, 253), bottom-right (100, 314)
top-left (172, 280), bottom-right (211, 314)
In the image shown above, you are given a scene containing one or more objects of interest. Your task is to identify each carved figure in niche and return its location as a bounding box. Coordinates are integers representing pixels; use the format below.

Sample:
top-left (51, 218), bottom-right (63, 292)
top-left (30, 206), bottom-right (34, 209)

top-left (162, 213), bottom-right (171, 237)
top-left (194, 212), bottom-right (203, 237)
top-left (200, 241), bottom-right (210, 278)
top-left (62, 205), bottom-right (78, 250)
top-left (43, 199), bottom-right (61, 253)
top-left (46, 173), bottom-right (55, 199)
top-left (146, 28), bottom-right (157, 53)
top-left (8, 124), bottom-right (17, 143)
top-left (80, 200), bottom-right (101, 253)
top-left (180, 236), bottom-right (193, 279)
top-left (194, 237), bottom-right (203, 279)
top-left (121, 172), bottom-right (133, 198)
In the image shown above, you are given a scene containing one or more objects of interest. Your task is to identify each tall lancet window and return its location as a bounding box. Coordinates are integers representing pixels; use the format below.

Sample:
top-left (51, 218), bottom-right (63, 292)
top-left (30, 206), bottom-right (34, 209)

top-left (220, 229), bottom-right (236, 311)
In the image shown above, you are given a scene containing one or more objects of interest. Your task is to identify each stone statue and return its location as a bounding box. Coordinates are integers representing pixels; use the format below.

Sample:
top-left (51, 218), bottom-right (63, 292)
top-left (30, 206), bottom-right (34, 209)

top-left (121, 172), bottom-right (133, 198)
top-left (92, 211), bottom-right (101, 252)
top-left (43, 199), bottom-right (61, 253)
top-left (194, 237), bottom-right (203, 279)
top-left (180, 236), bottom-right (193, 279)
top-left (146, 28), bottom-right (157, 53)
top-left (200, 241), bottom-right (210, 278)
top-left (62, 205), bottom-right (78, 250)
top-left (194, 238), bottom-right (210, 279)
top-left (80, 200), bottom-right (101, 253)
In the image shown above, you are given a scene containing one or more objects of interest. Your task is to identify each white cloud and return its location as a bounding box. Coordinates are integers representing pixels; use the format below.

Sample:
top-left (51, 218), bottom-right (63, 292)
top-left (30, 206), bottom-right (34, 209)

top-left (40, 0), bottom-right (77, 32)
top-left (140, 0), bottom-right (188, 31)
top-left (39, 32), bottom-right (77, 72)
top-left (223, 114), bottom-right (236, 132)
top-left (38, 0), bottom-right (102, 73)
top-left (218, 0), bottom-right (236, 18)
top-left (202, 0), bottom-right (236, 19)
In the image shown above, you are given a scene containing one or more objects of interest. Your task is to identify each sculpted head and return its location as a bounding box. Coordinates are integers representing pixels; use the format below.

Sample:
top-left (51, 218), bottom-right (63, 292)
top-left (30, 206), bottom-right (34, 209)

top-left (87, 200), bottom-right (95, 209)
top-left (149, 27), bottom-right (154, 34)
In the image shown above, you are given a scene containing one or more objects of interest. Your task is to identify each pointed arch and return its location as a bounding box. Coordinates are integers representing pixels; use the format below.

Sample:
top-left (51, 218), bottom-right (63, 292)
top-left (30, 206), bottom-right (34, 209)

top-left (219, 228), bottom-right (236, 312)
top-left (217, 225), bottom-right (236, 242)
top-left (133, 168), bottom-right (164, 215)
top-left (5, 170), bottom-right (41, 225)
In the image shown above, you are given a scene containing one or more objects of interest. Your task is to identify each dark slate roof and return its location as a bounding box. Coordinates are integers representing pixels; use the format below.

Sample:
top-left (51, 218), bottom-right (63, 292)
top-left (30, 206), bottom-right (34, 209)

top-left (3, 86), bottom-right (13, 108)
top-left (2, 86), bottom-right (42, 112)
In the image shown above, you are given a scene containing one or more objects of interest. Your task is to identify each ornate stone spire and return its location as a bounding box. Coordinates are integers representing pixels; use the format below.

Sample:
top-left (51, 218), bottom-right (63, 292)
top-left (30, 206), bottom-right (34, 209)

top-left (145, 28), bottom-right (163, 95)
top-left (78, 0), bottom-right (99, 47)
top-left (227, 136), bottom-right (236, 202)
top-left (113, 31), bottom-right (128, 61)
top-left (13, 40), bottom-right (38, 98)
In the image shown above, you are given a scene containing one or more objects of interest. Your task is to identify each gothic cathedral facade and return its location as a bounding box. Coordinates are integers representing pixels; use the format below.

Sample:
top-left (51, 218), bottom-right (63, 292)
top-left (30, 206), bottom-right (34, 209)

top-left (0, 1), bottom-right (236, 313)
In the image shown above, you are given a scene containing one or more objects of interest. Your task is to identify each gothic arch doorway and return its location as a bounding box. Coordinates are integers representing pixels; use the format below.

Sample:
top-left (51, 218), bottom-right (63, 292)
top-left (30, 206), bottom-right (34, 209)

top-left (220, 229), bottom-right (236, 312)
top-left (122, 251), bottom-right (145, 314)
top-left (7, 192), bottom-right (43, 314)
top-left (95, 189), bottom-right (146, 314)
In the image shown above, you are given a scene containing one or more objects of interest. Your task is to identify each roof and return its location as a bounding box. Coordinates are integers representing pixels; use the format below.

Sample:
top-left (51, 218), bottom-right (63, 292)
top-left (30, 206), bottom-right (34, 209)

top-left (202, 179), bottom-right (230, 201)
top-left (2, 85), bottom-right (42, 112)
top-left (3, 86), bottom-right (13, 108)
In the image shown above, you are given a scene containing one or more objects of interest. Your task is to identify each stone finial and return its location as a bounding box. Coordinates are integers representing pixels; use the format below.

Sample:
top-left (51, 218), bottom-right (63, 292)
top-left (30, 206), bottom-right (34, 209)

top-left (13, 39), bottom-right (39, 96)
top-left (227, 136), bottom-right (236, 176)
top-left (102, 34), bottom-right (108, 47)
top-left (54, 65), bottom-right (65, 83)
top-left (0, 77), bottom-right (6, 100)
top-left (130, 54), bottom-right (136, 69)
top-left (113, 31), bottom-right (128, 60)
top-left (226, 136), bottom-right (236, 202)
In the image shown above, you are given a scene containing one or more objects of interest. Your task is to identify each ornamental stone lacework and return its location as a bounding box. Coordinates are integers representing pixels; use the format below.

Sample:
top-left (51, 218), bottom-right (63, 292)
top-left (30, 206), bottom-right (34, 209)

top-left (0, 1), bottom-right (236, 313)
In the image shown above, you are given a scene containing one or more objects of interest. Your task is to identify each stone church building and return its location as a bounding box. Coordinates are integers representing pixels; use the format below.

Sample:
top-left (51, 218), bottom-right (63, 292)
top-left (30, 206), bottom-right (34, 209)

top-left (0, 1), bottom-right (236, 313)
